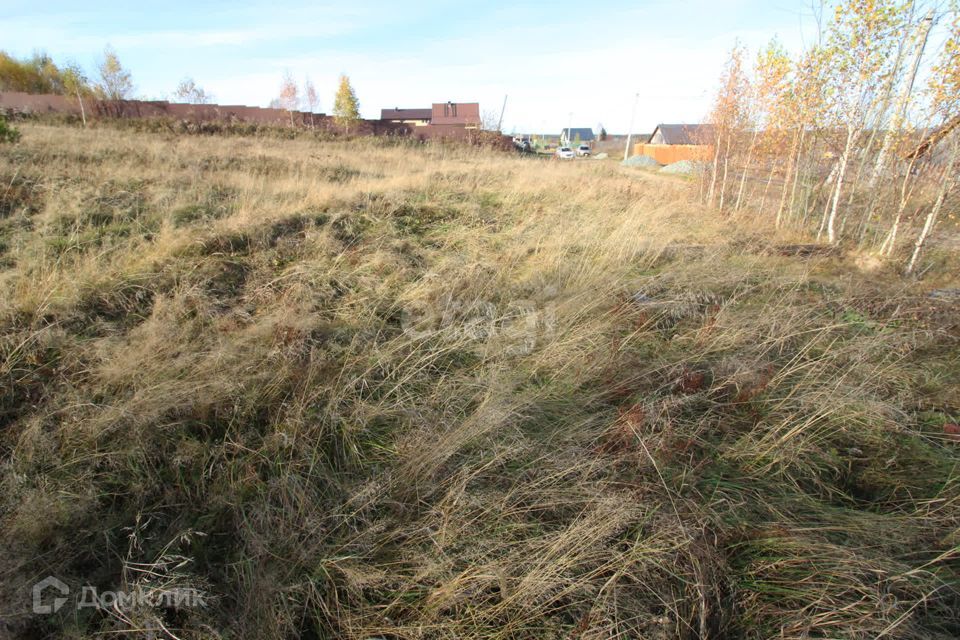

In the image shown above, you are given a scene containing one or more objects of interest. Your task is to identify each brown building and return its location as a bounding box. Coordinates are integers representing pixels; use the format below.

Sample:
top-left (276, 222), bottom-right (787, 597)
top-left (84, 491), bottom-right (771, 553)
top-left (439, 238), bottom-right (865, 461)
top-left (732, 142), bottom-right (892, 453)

top-left (380, 107), bottom-right (432, 126)
top-left (431, 102), bottom-right (481, 128)
top-left (380, 102), bottom-right (482, 129)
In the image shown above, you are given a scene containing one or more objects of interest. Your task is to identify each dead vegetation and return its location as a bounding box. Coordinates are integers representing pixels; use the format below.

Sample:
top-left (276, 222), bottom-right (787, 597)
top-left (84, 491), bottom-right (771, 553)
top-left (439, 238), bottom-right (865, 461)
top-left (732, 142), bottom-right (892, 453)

top-left (0, 123), bottom-right (958, 639)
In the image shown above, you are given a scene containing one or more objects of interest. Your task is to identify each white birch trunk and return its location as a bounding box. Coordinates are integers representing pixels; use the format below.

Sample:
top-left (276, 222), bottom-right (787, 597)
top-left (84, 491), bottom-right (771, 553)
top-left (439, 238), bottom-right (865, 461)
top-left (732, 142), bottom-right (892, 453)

top-left (707, 130), bottom-right (722, 206)
top-left (826, 125), bottom-right (857, 244)
top-left (735, 128), bottom-right (759, 213)
top-left (75, 88), bottom-right (87, 127)
top-left (786, 127), bottom-right (808, 227)
top-left (817, 161), bottom-right (840, 240)
top-left (777, 126), bottom-right (802, 227)
top-left (880, 155), bottom-right (920, 256)
top-left (906, 138), bottom-right (958, 274)
top-left (719, 150), bottom-right (730, 212)
top-left (870, 10), bottom-right (934, 189)
top-left (759, 161), bottom-right (777, 218)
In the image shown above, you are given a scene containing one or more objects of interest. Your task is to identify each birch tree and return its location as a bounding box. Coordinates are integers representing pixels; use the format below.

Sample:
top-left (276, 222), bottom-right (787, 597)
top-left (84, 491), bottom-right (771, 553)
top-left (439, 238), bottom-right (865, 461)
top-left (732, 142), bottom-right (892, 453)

top-left (62, 63), bottom-right (90, 127)
top-left (333, 74), bottom-right (360, 134)
top-left (304, 77), bottom-right (319, 127)
top-left (819, 0), bottom-right (906, 243)
top-left (278, 72), bottom-right (299, 126)
top-left (905, 4), bottom-right (960, 273)
top-left (95, 46), bottom-right (134, 100)
top-left (707, 44), bottom-right (749, 212)
top-left (747, 38), bottom-right (791, 217)
top-left (777, 46), bottom-right (829, 228)
top-left (906, 135), bottom-right (958, 274)
top-left (869, 7), bottom-right (934, 187)
top-left (174, 77), bottom-right (213, 104)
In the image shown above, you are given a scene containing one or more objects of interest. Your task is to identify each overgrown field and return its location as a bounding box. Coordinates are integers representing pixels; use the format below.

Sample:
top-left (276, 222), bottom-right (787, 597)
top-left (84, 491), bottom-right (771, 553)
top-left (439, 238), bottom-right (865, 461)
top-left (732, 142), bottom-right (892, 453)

top-left (1, 124), bottom-right (959, 639)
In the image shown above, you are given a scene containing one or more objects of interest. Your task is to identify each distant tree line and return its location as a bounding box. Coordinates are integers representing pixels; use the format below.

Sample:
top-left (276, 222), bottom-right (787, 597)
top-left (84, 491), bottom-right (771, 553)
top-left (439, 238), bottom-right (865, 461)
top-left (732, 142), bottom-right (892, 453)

top-left (0, 47), bottom-right (216, 114)
top-left (0, 47), bottom-right (136, 100)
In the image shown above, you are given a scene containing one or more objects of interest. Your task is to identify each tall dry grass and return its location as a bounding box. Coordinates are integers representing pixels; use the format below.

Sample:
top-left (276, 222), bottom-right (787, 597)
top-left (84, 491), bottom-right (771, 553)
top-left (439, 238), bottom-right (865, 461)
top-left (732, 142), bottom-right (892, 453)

top-left (0, 123), bottom-right (958, 639)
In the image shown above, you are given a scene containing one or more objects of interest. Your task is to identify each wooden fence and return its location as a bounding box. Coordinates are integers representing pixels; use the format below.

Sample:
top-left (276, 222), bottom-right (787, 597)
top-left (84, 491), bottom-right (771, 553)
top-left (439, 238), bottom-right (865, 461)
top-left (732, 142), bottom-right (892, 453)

top-left (632, 143), bottom-right (713, 165)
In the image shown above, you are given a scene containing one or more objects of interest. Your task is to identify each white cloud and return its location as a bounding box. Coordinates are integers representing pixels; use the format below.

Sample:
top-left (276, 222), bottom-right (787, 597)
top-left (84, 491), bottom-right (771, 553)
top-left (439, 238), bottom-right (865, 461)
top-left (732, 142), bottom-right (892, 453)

top-left (1, 5), bottom-right (375, 54)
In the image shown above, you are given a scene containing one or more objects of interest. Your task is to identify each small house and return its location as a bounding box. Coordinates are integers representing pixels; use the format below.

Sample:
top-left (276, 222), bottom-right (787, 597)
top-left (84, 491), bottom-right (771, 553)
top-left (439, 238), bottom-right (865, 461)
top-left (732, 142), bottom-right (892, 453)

top-left (632, 123), bottom-right (715, 164)
top-left (648, 124), bottom-right (715, 146)
top-left (560, 128), bottom-right (595, 146)
top-left (380, 107), bottom-right (432, 126)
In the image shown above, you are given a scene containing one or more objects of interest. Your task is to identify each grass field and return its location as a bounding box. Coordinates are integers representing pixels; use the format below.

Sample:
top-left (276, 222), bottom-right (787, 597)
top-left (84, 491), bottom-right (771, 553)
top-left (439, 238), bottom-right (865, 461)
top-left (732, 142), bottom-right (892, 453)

top-left (1, 123), bottom-right (959, 639)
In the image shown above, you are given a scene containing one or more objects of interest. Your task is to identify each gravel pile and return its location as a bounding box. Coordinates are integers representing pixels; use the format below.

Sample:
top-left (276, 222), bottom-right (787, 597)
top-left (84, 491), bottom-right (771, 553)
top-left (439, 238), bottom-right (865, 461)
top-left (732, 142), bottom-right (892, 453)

top-left (660, 160), bottom-right (700, 175)
top-left (621, 154), bottom-right (661, 168)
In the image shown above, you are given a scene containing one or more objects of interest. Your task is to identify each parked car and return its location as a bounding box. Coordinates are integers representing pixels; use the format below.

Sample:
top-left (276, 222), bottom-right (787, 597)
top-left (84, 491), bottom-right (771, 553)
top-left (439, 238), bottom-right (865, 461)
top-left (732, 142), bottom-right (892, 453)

top-left (576, 144), bottom-right (591, 157)
top-left (556, 146), bottom-right (575, 159)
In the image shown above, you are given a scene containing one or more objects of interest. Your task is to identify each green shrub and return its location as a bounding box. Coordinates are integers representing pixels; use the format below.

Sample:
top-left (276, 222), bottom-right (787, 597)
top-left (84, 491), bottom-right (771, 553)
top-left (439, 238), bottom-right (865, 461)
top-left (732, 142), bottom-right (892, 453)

top-left (0, 115), bottom-right (20, 143)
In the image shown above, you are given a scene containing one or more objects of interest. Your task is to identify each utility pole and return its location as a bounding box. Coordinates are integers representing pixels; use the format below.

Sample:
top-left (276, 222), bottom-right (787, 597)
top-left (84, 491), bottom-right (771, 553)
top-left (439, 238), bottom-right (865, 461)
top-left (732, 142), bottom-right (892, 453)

top-left (624, 92), bottom-right (639, 161)
top-left (566, 112), bottom-right (572, 146)
top-left (497, 94), bottom-right (508, 132)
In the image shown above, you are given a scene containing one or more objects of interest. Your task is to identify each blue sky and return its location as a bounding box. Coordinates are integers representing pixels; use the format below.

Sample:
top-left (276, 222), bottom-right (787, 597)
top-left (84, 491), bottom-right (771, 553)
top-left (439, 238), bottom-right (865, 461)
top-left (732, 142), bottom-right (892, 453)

top-left (2, 0), bottom-right (820, 133)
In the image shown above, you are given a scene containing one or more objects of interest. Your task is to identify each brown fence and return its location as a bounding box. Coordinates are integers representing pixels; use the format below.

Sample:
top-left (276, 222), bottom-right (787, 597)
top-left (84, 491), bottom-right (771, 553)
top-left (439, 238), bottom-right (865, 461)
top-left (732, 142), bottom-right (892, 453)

top-left (632, 143), bottom-right (713, 165)
top-left (1, 91), bottom-right (313, 125)
top-left (0, 92), bottom-right (409, 134)
top-left (0, 91), bottom-right (511, 146)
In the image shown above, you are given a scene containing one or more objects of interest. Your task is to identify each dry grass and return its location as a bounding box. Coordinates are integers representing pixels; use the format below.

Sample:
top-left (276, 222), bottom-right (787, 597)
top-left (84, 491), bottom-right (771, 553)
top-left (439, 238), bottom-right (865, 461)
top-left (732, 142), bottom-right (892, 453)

top-left (0, 123), bottom-right (959, 639)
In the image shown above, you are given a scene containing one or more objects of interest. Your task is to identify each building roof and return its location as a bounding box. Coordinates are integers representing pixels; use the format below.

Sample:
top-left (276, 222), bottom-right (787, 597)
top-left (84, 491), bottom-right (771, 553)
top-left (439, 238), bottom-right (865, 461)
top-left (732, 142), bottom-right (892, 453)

top-left (651, 124), bottom-right (715, 145)
top-left (561, 127), bottom-right (596, 141)
top-left (381, 107), bottom-right (432, 120)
